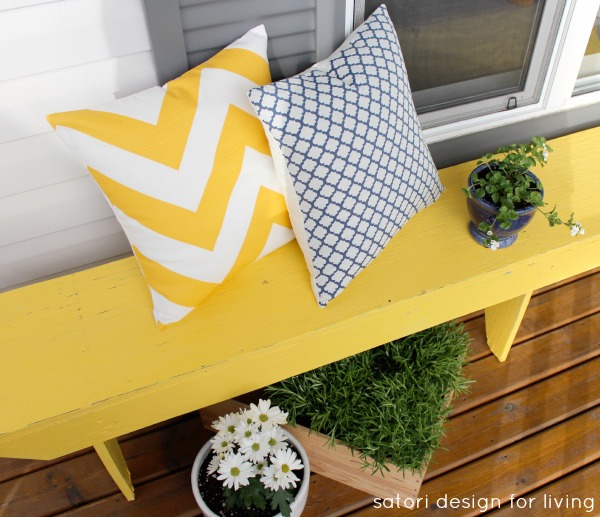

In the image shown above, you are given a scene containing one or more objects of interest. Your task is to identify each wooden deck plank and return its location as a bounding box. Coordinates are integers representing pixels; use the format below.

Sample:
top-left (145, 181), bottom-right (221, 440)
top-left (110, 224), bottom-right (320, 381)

top-left (56, 471), bottom-right (202, 517)
top-left (515, 270), bottom-right (600, 343)
top-left (461, 269), bottom-right (600, 361)
top-left (459, 266), bottom-right (600, 326)
top-left (0, 417), bottom-right (209, 517)
top-left (56, 466), bottom-right (372, 517)
top-left (0, 415), bottom-right (192, 484)
top-left (0, 447), bottom-right (118, 516)
top-left (452, 313), bottom-right (600, 416)
top-left (352, 406), bottom-right (600, 516)
top-left (493, 460), bottom-right (600, 516)
top-left (0, 457), bottom-right (65, 484)
top-left (302, 475), bottom-right (371, 517)
top-left (59, 470), bottom-right (375, 517)
top-left (427, 356), bottom-right (600, 479)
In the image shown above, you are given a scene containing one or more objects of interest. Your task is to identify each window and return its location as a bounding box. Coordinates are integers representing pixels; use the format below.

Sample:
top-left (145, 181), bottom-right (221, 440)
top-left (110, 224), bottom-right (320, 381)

top-left (353, 0), bottom-right (566, 128)
top-left (573, 6), bottom-right (600, 95)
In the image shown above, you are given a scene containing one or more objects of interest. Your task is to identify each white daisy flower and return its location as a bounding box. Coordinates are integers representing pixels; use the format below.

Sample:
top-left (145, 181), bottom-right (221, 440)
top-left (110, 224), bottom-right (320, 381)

top-left (233, 420), bottom-right (258, 443)
top-left (270, 447), bottom-right (303, 475)
top-left (207, 453), bottom-right (223, 475)
top-left (260, 463), bottom-right (299, 491)
top-left (265, 426), bottom-right (288, 454)
top-left (248, 399), bottom-right (288, 429)
top-left (239, 409), bottom-right (255, 426)
top-left (275, 469), bottom-right (300, 491)
top-left (217, 452), bottom-right (256, 491)
top-left (210, 431), bottom-right (236, 454)
top-left (239, 433), bottom-right (270, 463)
top-left (212, 412), bottom-right (240, 435)
top-left (260, 464), bottom-right (285, 491)
top-left (489, 239), bottom-right (500, 251)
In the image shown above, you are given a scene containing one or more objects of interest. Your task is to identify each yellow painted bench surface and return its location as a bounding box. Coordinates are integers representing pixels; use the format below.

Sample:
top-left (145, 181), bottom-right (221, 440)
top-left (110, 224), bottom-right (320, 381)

top-left (2, 127), bottom-right (600, 463)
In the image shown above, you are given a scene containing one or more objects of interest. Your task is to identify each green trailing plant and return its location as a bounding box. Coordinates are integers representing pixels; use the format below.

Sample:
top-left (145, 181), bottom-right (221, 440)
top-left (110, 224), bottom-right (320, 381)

top-left (266, 321), bottom-right (471, 475)
top-left (463, 136), bottom-right (584, 249)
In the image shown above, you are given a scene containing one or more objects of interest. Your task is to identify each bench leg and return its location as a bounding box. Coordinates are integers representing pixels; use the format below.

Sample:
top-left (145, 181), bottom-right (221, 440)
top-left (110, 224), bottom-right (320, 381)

top-left (93, 438), bottom-right (135, 501)
top-left (485, 291), bottom-right (532, 362)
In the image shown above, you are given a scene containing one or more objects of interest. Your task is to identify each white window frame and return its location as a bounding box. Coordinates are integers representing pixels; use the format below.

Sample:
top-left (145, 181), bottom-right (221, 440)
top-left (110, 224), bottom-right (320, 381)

top-left (345, 0), bottom-right (600, 144)
top-left (416, 0), bottom-right (563, 128)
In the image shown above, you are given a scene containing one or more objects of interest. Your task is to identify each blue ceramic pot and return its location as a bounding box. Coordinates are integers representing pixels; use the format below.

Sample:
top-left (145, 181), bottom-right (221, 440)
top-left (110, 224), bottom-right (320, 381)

top-left (466, 164), bottom-right (542, 248)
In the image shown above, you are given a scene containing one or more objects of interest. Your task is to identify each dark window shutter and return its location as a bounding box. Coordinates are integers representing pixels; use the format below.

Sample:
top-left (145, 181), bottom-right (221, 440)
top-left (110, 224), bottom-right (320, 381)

top-left (143, 0), bottom-right (347, 84)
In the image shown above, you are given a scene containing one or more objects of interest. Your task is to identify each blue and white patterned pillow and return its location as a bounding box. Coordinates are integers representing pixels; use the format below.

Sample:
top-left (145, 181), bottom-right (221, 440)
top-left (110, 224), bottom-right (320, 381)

top-left (248, 5), bottom-right (444, 307)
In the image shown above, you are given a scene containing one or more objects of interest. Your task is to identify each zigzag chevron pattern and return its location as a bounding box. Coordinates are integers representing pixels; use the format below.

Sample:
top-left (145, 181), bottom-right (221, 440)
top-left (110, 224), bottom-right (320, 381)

top-left (48, 26), bottom-right (294, 326)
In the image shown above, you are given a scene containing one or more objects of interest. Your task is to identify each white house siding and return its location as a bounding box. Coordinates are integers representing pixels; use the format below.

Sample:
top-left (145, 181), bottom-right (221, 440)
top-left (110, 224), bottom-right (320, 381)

top-left (0, 0), bottom-right (157, 290)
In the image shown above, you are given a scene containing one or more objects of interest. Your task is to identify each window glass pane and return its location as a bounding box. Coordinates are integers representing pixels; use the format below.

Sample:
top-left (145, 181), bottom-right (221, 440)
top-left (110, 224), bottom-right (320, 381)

top-left (574, 7), bottom-right (600, 95)
top-left (358, 0), bottom-right (550, 116)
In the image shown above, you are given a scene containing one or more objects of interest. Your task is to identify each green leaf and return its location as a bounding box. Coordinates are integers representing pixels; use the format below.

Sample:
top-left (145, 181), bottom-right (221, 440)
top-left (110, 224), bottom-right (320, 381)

top-left (514, 186), bottom-right (524, 198)
top-left (266, 322), bottom-right (471, 474)
top-left (224, 478), bottom-right (269, 511)
top-left (529, 191), bottom-right (543, 205)
top-left (269, 489), bottom-right (295, 517)
top-left (463, 136), bottom-right (575, 236)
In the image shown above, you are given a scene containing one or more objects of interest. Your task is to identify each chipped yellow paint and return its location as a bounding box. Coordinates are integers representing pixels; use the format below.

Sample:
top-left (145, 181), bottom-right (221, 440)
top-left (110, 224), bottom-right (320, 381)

top-left (1, 128), bottom-right (599, 499)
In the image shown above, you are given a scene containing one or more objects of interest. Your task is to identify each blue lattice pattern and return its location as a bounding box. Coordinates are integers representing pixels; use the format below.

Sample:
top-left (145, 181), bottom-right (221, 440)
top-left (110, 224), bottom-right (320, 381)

top-left (249, 5), bottom-right (443, 306)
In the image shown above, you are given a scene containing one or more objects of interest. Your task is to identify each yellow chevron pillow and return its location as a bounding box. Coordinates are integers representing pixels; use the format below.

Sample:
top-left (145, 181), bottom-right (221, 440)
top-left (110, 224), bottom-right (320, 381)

top-left (47, 26), bottom-right (294, 326)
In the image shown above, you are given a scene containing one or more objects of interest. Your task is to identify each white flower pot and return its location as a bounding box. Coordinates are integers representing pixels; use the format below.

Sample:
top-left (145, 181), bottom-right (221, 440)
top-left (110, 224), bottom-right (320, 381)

top-left (191, 430), bottom-right (310, 517)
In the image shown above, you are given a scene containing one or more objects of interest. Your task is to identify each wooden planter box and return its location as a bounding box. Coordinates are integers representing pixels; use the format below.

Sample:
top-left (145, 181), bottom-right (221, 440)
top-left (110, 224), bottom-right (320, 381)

top-left (199, 400), bottom-right (424, 504)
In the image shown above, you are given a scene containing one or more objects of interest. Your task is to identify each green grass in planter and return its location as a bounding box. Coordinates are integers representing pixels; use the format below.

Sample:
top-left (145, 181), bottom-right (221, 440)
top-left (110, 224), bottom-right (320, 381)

top-left (265, 321), bottom-right (471, 475)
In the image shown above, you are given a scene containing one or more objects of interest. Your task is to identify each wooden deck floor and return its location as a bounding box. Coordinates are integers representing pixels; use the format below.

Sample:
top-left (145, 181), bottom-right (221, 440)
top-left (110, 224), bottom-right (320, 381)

top-left (1, 268), bottom-right (599, 516)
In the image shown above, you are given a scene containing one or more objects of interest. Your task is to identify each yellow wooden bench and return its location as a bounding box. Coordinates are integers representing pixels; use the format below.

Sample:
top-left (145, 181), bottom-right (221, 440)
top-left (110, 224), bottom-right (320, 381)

top-left (2, 128), bottom-right (599, 501)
